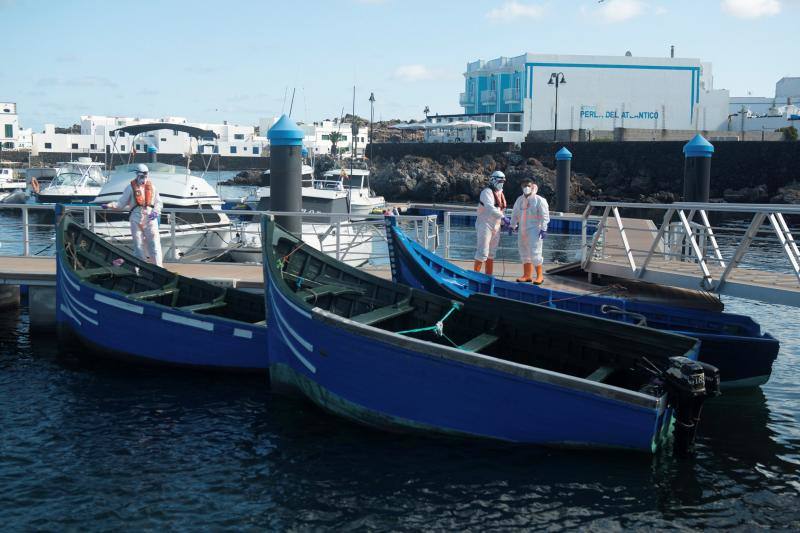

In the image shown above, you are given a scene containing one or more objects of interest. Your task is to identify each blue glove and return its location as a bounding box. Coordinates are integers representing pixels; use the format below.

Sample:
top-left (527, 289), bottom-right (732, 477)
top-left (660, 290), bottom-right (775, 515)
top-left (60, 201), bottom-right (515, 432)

top-left (148, 210), bottom-right (159, 221)
top-left (539, 229), bottom-right (547, 240)
top-left (501, 216), bottom-right (511, 227)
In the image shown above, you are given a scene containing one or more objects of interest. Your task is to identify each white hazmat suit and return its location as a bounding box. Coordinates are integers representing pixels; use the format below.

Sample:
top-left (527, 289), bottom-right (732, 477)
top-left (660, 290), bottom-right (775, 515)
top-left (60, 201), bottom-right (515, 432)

top-left (474, 186), bottom-right (506, 262)
top-left (107, 178), bottom-right (164, 266)
top-left (511, 185), bottom-right (550, 266)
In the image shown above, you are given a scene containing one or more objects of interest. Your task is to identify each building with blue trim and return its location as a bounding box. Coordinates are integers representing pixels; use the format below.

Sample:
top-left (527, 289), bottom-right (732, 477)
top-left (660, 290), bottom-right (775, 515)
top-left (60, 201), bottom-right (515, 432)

top-left (435, 53), bottom-right (730, 143)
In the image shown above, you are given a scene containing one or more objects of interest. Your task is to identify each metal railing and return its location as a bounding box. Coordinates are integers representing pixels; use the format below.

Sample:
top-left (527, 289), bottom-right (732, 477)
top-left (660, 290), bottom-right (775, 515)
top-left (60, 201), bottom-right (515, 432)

top-left (503, 88), bottom-right (521, 102)
top-left (0, 204), bottom-right (438, 267)
top-left (480, 90), bottom-right (497, 104)
top-left (441, 209), bottom-right (594, 262)
top-left (580, 201), bottom-right (800, 292)
top-left (459, 92), bottom-right (470, 106)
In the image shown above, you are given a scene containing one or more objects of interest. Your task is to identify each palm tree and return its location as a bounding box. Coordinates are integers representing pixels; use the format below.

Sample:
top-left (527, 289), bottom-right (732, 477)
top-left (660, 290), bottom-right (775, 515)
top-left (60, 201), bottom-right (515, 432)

top-left (329, 131), bottom-right (343, 157)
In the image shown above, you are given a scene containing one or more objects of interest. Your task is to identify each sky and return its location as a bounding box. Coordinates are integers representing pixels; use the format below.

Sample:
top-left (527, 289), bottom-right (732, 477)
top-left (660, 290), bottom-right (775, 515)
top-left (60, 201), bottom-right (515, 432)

top-left (1, 0), bottom-right (797, 131)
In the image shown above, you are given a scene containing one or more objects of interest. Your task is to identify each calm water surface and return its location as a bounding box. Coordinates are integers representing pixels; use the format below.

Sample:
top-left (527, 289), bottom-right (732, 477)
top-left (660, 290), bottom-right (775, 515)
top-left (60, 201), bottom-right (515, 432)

top-left (0, 213), bottom-right (799, 529)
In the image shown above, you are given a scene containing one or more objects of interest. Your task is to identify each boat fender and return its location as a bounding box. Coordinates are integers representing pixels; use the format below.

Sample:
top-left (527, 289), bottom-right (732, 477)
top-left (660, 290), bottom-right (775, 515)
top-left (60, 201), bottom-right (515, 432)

top-left (663, 356), bottom-right (720, 457)
top-left (31, 177), bottom-right (40, 194)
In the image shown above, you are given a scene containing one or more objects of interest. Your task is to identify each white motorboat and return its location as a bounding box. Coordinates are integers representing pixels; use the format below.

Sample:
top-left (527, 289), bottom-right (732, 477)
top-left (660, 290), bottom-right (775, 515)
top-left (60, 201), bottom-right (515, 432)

top-left (34, 157), bottom-right (107, 204)
top-left (92, 123), bottom-right (233, 260)
top-left (322, 168), bottom-right (385, 218)
top-left (0, 167), bottom-right (27, 202)
top-left (228, 219), bottom-right (378, 267)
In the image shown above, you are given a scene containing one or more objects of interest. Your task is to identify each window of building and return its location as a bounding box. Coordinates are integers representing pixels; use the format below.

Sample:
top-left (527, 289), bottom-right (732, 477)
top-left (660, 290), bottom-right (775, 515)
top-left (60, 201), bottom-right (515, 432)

top-left (160, 138), bottom-right (166, 142)
top-left (496, 113), bottom-right (508, 122)
top-left (4, 124), bottom-right (12, 137)
top-left (230, 146), bottom-right (237, 154)
top-left (490, 78), bottom-right (496, 90)
top-left (253, 147), bottom-right (260, 155)
top-left (234, 133), bottom-right (245, 140)
top-left (135, 144), bottom-right (141, 151)
top-left (243, 146), bottom-right (248, 151)
top-left (90, 144), bottom-right (97, 150)
top-left (213, 146), bottom-right (219, 154)
top-left (71, 143), bottom-right (79, 149)
top-left (120, 145), bottom-right (126, 151)
top-left (44, 142), bottom-right (52, 149)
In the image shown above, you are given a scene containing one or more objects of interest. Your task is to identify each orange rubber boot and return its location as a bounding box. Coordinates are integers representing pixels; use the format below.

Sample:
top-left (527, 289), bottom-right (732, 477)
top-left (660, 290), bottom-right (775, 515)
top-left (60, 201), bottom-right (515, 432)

top-left (473, 260), bottom-right (483, 272)
top-left (533, 264), bottom-right (544, 285)
top-left (485, 258), bottom-right (494, 276)
top-left (516, 263), bottom-right (533, 282)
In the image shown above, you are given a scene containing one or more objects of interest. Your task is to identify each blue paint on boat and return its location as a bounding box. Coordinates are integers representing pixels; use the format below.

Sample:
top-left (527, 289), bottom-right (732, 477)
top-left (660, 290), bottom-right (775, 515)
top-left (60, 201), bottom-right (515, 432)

top-left (56, 219), bottom-right (268, 371)
top-left (261, 217), bottom-right (713, 453)
top-left (385, 218), bottom-right (779, 387)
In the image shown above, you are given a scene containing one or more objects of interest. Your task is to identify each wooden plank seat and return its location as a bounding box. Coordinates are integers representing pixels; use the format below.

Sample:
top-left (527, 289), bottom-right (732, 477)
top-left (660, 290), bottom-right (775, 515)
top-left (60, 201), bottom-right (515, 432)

top-left (130, 287), bottom-right (179, 301)
top-left (76, 266), bottom-right (136, 279)
top-left (458, 333), bottom-right (499, 353)
top-left (297, 283), bottom-right (365, 302)
top-left (178, 300), bottom-right (227, 312)
top-left (585, 366), bottom-right (615, 383)
top-left (252, 320), bottom-right (266, 326)
top-left (350, 303), bottom-right (415, 326)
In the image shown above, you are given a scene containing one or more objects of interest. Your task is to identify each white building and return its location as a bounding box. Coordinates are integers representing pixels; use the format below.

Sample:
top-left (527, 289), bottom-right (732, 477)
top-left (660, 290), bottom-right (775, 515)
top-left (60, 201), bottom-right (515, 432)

top-left (440, 52), bottom-right (731, 143)
top-left (32, 115), bottom-right (269, 157)
top-left (728, 77), bottom-right (800, 133)
top-left (299, 120), bottom-right (369, 157)
top-left (0, 102), bottom-right (32, 150)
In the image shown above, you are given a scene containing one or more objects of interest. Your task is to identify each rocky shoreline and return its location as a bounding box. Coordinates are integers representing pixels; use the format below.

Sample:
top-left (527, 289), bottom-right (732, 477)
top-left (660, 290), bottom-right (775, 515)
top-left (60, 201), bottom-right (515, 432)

top-left (220, 152), bottom-right (800, 206)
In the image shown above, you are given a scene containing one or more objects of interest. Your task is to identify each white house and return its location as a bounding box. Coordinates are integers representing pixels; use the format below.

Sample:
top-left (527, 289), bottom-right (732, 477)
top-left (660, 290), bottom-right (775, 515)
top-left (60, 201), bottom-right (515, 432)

top-left (728, 77), bottom-right (800, 133)
top-left (299, 119), bottom-right (369, 157)
top-left (0, 102), bottom-right (31, 150)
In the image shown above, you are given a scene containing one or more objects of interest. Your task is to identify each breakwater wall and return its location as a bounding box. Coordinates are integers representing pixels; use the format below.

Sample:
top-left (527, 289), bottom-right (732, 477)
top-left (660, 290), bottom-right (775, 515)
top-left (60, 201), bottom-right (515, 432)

top-left (1, 151), bottom-right (270, 171)
top-left (521, 141), bottom-right (800, 197)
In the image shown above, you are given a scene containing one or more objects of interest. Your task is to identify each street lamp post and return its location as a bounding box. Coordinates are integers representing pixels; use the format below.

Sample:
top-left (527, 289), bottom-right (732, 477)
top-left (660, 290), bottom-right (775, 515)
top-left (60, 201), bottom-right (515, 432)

top-left (548, 72), bottom-right (566, 142)
top-left (368, 92), bottom-right (375, 160)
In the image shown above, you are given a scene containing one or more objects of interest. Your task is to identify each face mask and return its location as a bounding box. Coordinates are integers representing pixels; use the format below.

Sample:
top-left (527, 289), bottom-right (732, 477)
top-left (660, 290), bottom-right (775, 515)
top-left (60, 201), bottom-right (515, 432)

top-left (136, 175), bottom-right (146, 185)
top-left (495, 182), bottom-right (504, 191)
top-left (523, 186), bottom-right (532, 195)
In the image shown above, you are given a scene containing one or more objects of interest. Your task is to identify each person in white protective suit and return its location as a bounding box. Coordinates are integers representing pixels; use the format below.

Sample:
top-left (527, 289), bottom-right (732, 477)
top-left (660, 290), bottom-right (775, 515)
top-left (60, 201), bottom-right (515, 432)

top-left (510, 177), bottom-right (550, 284)
top-left (473, 170), bottom-right (510, 275)
top-left (103, 164), bottom-right (164, 266)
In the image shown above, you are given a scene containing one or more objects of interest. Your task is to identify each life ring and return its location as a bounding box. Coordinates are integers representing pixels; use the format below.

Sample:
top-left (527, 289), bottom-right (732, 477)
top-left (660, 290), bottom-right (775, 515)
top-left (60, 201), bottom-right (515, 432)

top-left (31, 177), bottom-right (40, 194)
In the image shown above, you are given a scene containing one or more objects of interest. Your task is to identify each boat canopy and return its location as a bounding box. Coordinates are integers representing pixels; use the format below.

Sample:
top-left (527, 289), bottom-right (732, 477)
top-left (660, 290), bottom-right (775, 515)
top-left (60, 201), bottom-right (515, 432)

top-left (110, 123), bottom-right (219, 139)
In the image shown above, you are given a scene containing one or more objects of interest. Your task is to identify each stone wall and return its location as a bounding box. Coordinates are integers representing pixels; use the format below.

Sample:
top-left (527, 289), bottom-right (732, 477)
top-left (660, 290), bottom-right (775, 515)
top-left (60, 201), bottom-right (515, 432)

top-left (366, 142), bottom-right (515, 159)
top-left (521, 140), bottom-right (800, 198)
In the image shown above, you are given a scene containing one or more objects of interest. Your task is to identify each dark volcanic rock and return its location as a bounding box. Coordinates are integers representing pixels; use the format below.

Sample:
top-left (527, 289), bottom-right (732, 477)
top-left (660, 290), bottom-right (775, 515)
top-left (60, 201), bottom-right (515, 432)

top-left (770, 182), bottom-right (800, 204)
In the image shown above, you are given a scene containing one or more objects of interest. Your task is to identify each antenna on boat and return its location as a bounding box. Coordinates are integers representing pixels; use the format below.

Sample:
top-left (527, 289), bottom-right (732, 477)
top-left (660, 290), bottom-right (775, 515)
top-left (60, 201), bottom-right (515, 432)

top-left (349, 86), bottom-right (356, 216)
top-left (288, 88), bottom-right (296, 117)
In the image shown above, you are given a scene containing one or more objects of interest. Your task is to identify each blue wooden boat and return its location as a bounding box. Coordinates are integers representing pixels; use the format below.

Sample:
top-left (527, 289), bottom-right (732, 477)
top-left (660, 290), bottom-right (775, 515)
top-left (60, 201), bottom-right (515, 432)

top-left (384, 218), bottom-right (779, 388)
top-left (262, 216), bottom-right (719, 454)
top-left (56, 214), bottom-right (267, 370)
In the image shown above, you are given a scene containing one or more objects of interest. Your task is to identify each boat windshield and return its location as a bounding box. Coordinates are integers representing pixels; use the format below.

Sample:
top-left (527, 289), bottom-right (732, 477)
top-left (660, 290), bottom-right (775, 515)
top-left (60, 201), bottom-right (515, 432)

top-left (318, 172), bottom-right (366, 190)
top-left (51, 171), bottom-right (104, 188)
top-left (114, 162), bottom-right (181, 174)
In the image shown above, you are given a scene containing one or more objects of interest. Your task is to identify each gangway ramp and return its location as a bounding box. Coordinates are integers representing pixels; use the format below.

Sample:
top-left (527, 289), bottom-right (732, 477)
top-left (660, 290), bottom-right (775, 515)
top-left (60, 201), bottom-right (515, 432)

top-left (581, 202), bottom-right (800, 307)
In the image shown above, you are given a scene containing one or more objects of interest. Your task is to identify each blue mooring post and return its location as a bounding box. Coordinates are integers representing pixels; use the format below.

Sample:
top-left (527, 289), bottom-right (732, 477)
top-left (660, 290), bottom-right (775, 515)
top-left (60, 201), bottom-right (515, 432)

top-left (147, 145), bottom-right (157, 164)
top-left (682, 134), bottom-right (714, 202)
top-left (267, 115), bottom-right (304, 235)
top-left (555, 146), bottom-right (572, 213)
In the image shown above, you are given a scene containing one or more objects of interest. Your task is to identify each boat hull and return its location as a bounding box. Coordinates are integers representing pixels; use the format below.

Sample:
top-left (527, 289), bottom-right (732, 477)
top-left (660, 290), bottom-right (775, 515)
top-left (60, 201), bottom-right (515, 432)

top-left (385, 219), bottom-right (779, 388)
top-left (56, 256), bottom-right (267, 370)
top-left (265, 277), bottom-right (671, 451)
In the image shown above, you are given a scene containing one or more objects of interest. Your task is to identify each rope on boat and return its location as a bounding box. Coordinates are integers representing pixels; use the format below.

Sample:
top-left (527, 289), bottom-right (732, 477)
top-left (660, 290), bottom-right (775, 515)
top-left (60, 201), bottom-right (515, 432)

top-left (395, 302), bottom-right (462, 347)
top-left (276, 242), bottom-right (307, 270)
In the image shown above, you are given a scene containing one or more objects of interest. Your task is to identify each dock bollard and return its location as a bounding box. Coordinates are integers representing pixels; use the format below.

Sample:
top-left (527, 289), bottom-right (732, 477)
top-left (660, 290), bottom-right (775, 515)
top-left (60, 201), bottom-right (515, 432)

top-left (682, 134), bottom-right (714, 202)
top-left (267, 115), bottom-right (304, 235)
top-left (555, 146), bottom-right (572, 213)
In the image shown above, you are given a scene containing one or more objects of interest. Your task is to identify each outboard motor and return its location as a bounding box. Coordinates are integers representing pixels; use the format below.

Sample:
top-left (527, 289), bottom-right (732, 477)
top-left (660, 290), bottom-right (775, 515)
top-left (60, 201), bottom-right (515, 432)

top-left (663, 356), bottom-right (721, 456)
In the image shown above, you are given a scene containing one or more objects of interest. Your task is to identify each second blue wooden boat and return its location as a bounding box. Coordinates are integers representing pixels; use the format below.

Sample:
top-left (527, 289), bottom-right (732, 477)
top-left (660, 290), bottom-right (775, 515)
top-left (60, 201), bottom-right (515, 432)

top-left (262, 216), bottom-right (719, 454)
top-left (385, 218), bottom-right (779, 388)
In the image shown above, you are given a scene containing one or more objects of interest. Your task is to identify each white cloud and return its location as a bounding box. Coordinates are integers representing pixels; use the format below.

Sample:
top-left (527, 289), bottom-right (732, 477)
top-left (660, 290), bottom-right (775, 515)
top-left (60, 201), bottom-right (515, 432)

top-left (392, 64), bottom-right (445, 82)
top-left (721, 0), bottom-right (781, 18)
top-left (486, 1), bottom-right (545, 22)
top-left (594, 0), bottom-right (646, 22)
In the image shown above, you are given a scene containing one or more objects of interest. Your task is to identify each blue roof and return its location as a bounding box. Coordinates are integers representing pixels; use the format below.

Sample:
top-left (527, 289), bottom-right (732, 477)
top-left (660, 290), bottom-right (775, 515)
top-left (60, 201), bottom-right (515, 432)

top-left (683, 134), bottom-right (714, 158)
top-left (555, 147), bottom-right (572, 161)
top-left (268, 115), bottom-right (304, 147)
